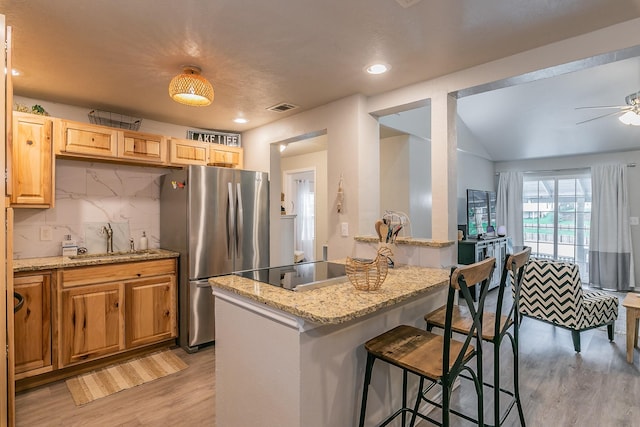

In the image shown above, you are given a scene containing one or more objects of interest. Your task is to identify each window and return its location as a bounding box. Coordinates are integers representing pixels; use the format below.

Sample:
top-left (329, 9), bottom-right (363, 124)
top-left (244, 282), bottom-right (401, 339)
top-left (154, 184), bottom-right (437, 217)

top-left (523, 174), bottom-right (591, 280)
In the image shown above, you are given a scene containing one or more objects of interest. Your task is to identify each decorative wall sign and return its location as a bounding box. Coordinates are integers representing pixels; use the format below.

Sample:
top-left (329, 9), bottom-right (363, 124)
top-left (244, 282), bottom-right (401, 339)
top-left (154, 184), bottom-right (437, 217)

top-left (187, 130), bottom-right (241, 147)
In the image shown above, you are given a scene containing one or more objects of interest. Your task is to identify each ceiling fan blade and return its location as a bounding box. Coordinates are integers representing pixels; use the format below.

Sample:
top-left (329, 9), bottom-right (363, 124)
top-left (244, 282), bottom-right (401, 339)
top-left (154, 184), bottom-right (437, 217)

top-left (575, 105), bottom-right (630, 110)
top-left (576, 109), bottom-right (626, 125)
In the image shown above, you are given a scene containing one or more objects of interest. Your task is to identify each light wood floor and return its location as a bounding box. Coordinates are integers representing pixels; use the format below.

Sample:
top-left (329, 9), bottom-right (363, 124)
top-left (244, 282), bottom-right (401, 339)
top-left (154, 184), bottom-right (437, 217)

top-left (15, 345), bottom-right (215, 426)
top-left (14, 290), bottom-right (640, 427)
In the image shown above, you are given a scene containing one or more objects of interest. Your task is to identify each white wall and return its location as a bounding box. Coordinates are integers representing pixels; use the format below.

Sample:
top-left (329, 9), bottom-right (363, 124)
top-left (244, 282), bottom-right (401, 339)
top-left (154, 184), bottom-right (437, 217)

top-left (14, 95), bottom-right (216, 139)
top-left (280, 150), bottom-right (328, 262)
top-left (380, 135), bottom-right (432, 238)
top-left (243, 95), bottom-right (379, 261)
top-left (409, 135), bottom-right (432, 238)
top-left (496, 149), bottom-right (640, 285)
top-left (380, 135), bottom-right (410, 215)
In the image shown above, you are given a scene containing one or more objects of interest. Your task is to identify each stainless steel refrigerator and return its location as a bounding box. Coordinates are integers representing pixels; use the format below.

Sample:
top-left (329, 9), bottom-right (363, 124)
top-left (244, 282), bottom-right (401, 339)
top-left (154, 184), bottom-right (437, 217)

top-left (160, 165), bottom-right (269, 352)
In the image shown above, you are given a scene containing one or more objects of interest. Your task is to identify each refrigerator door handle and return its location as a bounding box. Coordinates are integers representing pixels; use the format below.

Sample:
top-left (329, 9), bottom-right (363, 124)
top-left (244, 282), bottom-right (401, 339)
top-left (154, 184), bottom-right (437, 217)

top-left (227, 182), bottom-right (234, 260)
top-left (236, 182), bottom-right (243, 257)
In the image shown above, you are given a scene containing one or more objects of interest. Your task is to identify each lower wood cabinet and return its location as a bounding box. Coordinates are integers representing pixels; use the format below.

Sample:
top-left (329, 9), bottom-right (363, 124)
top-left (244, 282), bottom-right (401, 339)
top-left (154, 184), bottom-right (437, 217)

top-left (60, 283), bottom-right (125, 366)
top-left (125, 275), bottom-right (177, 348)
top-left (14, 273), bottom-right (52, 378)
top-left (58, 258), bottom-right (177, 367)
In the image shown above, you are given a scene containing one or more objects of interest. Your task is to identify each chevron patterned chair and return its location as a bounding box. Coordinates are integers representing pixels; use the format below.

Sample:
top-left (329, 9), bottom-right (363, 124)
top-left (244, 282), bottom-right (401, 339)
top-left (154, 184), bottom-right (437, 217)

top-left (519, 259), bottom-right (618, 352)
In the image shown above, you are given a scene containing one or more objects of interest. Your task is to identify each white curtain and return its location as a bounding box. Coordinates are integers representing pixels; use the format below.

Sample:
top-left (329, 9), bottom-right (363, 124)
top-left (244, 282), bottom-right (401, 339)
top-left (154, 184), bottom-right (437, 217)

top-left (294, 179), bottom-right (314, 261)
top-left (589, 164), bottom-right (634, 291)
top-left (496, 171), bottom-right (524, 246)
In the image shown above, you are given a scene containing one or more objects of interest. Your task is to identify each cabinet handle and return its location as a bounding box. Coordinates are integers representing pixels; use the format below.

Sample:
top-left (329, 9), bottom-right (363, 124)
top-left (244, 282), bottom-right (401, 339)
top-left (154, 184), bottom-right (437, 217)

top-left (26, 140), bottom-right (33, 146)
top-left (14, 291), bottom-right (25, 313)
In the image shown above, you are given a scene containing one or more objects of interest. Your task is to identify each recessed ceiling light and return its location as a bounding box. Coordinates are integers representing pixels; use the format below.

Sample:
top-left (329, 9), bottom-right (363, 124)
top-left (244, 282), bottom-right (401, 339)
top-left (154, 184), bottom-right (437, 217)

top-left (233, 117), bottom-right (248, 124)
top-left (365, 63), bottom-right (390, 75)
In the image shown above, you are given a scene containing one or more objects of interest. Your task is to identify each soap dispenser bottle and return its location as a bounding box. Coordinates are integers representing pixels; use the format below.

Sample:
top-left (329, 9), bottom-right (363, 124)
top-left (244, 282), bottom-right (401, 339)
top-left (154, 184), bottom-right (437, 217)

top-left (139, 231), bottom-right (148, 250)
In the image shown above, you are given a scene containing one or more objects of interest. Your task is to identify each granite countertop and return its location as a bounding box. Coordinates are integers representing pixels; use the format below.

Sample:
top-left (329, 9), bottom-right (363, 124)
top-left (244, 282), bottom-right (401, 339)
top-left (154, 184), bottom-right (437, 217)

top-left (354, 235), bottom-right (455, 248)
top-left (210, 264), bottom-right (450, 325)
top-left (13, 248), bottom-right (180, 272)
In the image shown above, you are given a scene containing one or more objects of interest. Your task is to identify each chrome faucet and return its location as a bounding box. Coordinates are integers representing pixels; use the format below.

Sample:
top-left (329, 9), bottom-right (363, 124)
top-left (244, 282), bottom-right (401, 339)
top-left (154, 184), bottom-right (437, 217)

top-left (101, 223), bottom-right (114, 253)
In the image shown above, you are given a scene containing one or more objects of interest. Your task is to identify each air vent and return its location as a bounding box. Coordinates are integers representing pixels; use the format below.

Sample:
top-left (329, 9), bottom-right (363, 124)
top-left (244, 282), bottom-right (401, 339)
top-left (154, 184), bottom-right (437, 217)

top-left (266, 103), bottom-right (299, 113)
top-left (395, 0), bottom-right (422, 8)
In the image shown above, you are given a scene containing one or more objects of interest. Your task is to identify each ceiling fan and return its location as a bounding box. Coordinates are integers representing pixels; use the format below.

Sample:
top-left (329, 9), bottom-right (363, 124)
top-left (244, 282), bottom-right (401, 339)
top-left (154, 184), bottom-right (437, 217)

top-left (576, 91), bottom-right (640, 125)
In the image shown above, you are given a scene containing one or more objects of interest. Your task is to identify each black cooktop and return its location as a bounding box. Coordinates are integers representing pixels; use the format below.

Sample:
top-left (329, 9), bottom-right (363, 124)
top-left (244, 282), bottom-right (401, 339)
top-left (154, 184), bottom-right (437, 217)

top-left (234, 261), bottom-right (346, 291)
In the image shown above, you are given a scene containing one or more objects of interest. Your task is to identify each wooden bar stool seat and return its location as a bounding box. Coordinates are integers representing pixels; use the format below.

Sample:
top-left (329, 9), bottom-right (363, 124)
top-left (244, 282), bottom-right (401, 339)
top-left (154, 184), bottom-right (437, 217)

top-left (425, 246), bottom-right (531, 427)
top-left (358, 257), bottom-right (496, 427)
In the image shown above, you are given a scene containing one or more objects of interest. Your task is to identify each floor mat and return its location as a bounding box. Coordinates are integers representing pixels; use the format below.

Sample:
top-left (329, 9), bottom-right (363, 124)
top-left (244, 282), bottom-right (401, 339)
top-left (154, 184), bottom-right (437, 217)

top-left (65, 349), bottom-right (188, 406)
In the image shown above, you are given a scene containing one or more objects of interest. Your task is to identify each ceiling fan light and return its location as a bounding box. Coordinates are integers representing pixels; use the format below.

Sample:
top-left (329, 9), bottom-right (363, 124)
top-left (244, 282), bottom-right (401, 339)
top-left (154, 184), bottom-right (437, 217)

top-left (169, 66), bottom-right (214, 107)
top-left (619, 111), bottom-right (640, 126)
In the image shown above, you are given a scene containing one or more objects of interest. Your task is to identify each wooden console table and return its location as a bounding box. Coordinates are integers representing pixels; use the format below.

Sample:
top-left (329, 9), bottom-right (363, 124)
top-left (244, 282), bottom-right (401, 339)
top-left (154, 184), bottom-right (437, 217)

top-left (622, 293), bottom-right (640, 364)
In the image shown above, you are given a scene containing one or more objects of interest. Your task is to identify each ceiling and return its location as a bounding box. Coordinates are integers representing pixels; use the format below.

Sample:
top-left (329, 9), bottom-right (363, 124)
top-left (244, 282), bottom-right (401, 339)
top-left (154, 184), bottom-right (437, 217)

top-left (3, 0), bottom-right (640, 160)
top-left (458, 54), bottom-right (640, 162)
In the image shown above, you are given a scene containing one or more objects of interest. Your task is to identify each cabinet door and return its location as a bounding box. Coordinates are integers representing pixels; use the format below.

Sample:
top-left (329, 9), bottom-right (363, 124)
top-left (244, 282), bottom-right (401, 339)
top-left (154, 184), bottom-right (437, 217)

top-left (208, 145), bottom-right (243, 168)
top-left (118, 130), bottom-right (166, 164)
top-left (125, 275), bottom-right (177, 348)
top-left (168, 138), bottom-right (209, 165)
top-left (10, 113), bottom-right (53, 207)
top-left (59, 120), bottom-right (119, 158)
top-left (60, 283), bottom-right (124, 366)
top-left (14, 274), bottom-right (51, 376)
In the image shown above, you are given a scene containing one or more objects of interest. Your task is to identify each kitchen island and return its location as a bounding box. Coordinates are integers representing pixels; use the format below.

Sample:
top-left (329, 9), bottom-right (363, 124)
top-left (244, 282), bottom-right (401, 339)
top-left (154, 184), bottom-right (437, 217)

top-left (210, 263), bottom-right (449, 427)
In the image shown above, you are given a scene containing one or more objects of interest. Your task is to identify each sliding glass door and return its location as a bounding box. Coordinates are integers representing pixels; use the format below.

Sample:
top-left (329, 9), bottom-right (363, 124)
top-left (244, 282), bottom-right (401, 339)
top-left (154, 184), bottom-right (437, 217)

top-left (523, 174), bottom-right (591, 279)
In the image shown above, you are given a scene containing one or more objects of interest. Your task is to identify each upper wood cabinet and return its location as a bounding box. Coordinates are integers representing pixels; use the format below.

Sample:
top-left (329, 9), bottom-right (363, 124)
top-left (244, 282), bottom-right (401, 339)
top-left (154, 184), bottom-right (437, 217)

top-left (10, 112), bottom-right (54, 207)
top-left (118, 130), bottom-right (167, 164)
top-left (209, 145), bottom-right (243, 168)
top-left (14, 273), bottom-right (52, 378)
top-left (58, 120), bottom-right (119, 158)
top-left (17, 113), bottom-right (247, 170)
top-left (168, 137), bottom-right (209, 166)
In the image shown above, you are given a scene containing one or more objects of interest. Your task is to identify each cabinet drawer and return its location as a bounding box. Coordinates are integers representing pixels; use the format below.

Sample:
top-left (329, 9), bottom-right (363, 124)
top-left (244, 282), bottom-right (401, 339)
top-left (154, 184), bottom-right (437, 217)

top-left (61, 259), bottom-right (176, 288)
top-left (168, 138), bottom-right (209, 165)
top-left (118, 131), bottom-right (166, 164)
top-left (60, 120), bottom-right (118, 158)
top-left (209, 145), bottom-right (243, 168)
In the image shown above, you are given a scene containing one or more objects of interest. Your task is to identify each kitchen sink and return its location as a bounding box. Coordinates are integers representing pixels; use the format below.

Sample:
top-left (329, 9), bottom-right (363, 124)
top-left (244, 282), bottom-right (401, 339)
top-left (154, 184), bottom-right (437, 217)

top-left (68, 249), bottom-right (163, 259)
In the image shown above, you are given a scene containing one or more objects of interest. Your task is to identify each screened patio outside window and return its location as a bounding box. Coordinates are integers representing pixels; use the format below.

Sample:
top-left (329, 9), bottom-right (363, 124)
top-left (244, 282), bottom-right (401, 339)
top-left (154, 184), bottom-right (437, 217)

top-left (522, 174), bottom-right (591, 281)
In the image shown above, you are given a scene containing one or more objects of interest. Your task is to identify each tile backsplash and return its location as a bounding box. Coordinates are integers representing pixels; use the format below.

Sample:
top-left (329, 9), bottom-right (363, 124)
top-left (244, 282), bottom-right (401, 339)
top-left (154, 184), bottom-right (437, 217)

top-left (13, 159), bottom-right (168, 259)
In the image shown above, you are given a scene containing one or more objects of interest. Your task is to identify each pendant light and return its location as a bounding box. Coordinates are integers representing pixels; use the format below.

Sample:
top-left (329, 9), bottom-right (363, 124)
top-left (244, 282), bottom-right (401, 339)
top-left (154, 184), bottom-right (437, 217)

top-left (169, 66), bottom-right (214, 106)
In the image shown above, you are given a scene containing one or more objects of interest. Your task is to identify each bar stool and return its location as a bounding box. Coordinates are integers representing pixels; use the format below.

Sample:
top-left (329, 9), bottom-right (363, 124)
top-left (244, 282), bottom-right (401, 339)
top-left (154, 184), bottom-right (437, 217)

top-left (425, 246), bottom-right (531, 426)
top-left (358, 257), bottom-right (496, 427)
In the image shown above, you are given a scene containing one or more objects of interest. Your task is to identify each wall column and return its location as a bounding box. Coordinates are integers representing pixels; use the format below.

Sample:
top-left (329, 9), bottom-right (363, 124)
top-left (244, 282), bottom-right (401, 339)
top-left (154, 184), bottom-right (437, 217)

top-left (430, 91), bottom-right (457, 242)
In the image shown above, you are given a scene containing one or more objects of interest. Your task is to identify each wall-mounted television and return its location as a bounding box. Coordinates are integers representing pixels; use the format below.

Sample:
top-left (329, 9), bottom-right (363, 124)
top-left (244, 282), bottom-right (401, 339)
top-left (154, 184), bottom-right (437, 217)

top-left (466, 189), bottom-right (497, 239)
